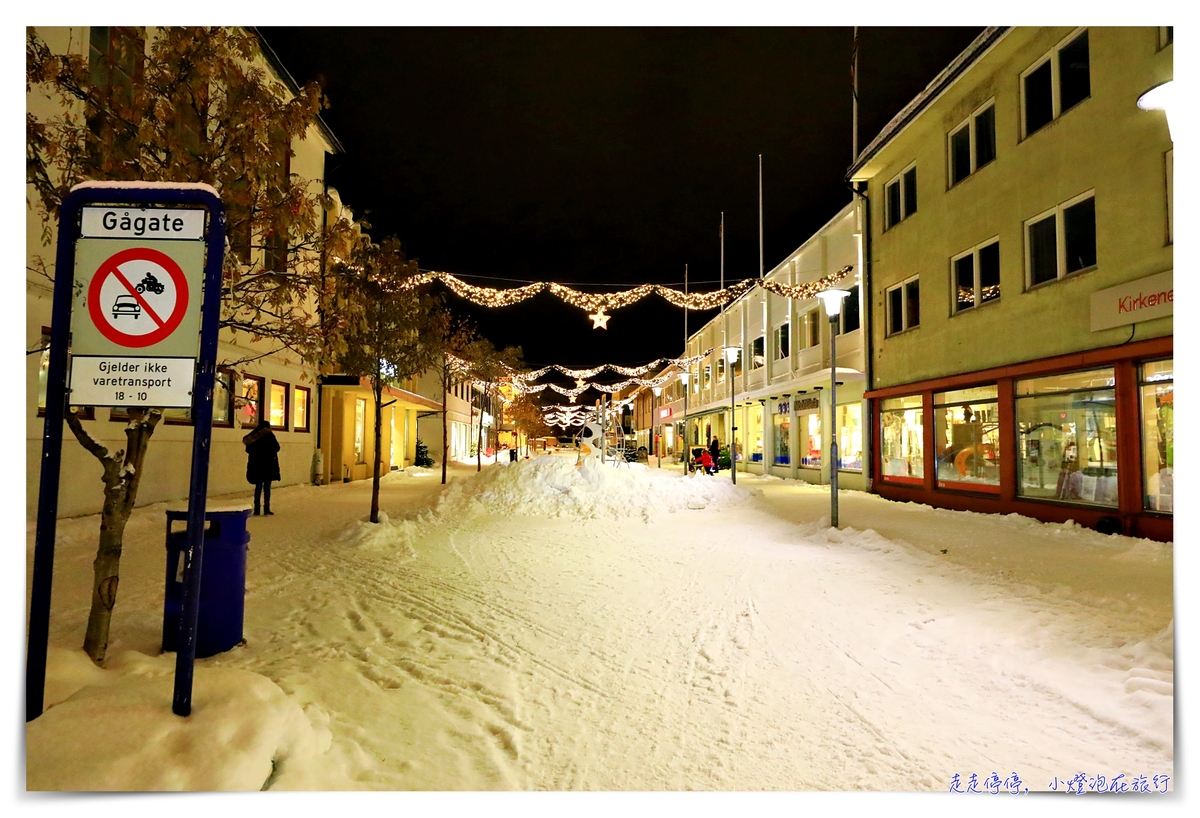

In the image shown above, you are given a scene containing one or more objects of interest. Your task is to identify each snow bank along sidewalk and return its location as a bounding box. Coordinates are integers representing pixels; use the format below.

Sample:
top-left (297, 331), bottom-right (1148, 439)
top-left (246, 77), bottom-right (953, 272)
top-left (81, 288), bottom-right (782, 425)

top-left (25, 459), bottom-right (1173, 790)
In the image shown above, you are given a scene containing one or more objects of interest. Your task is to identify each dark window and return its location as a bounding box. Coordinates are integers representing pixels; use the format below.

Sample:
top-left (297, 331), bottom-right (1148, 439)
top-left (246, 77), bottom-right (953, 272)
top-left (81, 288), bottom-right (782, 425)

top-left (903, 167), bottom-right (918, 216)
top-left (886, 180), bottom-right (901, 227)
top-left (1064, 196), bottom-right (1097, 273)
top-left (1058, 31), bottom-right (1091, 113)
top-left (905, 279), bottom-right (920, 328)
top-left (1165, 27), bottom-right (1173, 46)
top-left (841, 286), bottom-right (861, 333)
top-left (950, 127), bottom-right (971, 185)
top-left (955, 255), bottom-right (976, 311)
top-left (888, 287), bottom-right (904, 335)
top-left (87, 27), bottom-right (143, 155)
top-left (1024, 60), bottom-right (1054, 135)
top-left (979, 242), bottom-right (1001, 303)
top-left (751, 336), bottom-right (765, 369)
top-left (1028, 215), bottom-right (1058, 286)
top-left (975, 106), bottom-right (996, 167)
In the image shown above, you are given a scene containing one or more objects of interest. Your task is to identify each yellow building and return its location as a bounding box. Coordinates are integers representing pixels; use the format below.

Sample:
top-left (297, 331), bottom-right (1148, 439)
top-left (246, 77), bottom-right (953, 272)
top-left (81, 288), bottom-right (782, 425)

top-left (27, 27), bottom-right (345, 516)
top-left (848, 26), bottom-right (1172, 539)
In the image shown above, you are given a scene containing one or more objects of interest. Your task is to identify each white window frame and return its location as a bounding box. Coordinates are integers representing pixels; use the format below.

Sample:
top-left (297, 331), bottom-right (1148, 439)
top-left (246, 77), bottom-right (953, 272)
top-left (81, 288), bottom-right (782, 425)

top-left (773, 322), bottom-right (790, 361)
top-left (1023, 189), bottom-right (1097, 289)
top-left (947, 99), bottom-right (996, 187)
top-left (717, 356), bottom-right (726, 383)
top-left (951, 238), bottom-right (1001, 314)
top-left (884, 162), bottom-right (917, 229)
top-left (886, 274), bottom-right (920, 336)
top-left (1020, 27), bottom-right (1089, 139)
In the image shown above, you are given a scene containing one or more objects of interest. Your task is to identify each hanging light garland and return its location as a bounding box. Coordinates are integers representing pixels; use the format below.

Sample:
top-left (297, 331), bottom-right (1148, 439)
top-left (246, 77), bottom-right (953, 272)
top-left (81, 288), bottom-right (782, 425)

top-left (400, 267), bottom-right (854, 319)
top-left (510, 350), bottom-right (715, 384)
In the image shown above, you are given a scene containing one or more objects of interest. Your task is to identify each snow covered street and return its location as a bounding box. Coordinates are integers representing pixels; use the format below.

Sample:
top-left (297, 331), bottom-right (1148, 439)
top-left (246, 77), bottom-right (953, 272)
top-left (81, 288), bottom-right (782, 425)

top-left (25, 455), bottom-right (1173, 792)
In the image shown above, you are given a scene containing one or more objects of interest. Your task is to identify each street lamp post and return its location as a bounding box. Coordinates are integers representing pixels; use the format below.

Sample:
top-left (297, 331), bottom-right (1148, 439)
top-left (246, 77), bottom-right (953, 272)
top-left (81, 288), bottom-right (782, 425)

top-left (653, 385), bottom-right (663, 468)
top-left (816, 289), bottom-right (850, 528)
top-left (724, 346), bottom-right (740, 485)
top-left (679, 371), bottom-right (690, 471)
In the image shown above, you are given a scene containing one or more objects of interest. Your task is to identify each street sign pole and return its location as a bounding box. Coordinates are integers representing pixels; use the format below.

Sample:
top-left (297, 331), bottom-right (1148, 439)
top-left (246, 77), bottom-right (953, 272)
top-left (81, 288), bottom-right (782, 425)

top-left (26, 183), bottom-right (223, 722)
top-left (172, 189), bottom-right (225, 717)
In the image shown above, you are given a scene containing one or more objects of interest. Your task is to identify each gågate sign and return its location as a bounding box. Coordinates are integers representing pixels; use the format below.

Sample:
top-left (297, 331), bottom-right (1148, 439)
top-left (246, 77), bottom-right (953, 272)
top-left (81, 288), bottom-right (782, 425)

top-left (30, 183), bottom-right (226, 723)
top-left (69, 207), bottom-right (206, 407)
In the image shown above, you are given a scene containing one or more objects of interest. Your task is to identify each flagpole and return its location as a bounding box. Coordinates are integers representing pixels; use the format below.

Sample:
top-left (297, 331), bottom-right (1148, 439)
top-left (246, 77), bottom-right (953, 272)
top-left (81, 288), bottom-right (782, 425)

top-left (852, 27), bottom-right (859, 162)
top-left (758, 154), bottom-right (764, 279)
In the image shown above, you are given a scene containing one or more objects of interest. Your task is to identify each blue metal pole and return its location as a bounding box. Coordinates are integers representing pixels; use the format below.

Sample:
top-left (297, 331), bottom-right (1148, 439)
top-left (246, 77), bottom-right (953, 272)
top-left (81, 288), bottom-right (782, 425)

top-left (172, 192), bottom-right (225, 717)
top-left (26, 192), bottom-right (86, 722)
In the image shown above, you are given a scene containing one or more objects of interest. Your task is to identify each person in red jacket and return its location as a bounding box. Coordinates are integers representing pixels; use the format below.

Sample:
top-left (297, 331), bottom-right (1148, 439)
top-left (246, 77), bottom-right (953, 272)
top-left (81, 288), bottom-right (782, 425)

top-left (696, 448), bottom-right (715, 475)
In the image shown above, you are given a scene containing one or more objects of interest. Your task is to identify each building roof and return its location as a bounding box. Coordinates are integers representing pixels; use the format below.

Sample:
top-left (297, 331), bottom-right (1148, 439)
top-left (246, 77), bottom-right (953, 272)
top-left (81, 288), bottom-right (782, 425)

top-left (249, 27), bottom-right (346, 155)
top-left (846, 27), bottom-right (1009, 180)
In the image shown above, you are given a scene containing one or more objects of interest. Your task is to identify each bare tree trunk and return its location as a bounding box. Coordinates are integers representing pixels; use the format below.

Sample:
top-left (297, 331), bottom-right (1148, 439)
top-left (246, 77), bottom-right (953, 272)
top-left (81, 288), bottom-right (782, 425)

top-left (441, 360), bottom-right (449, 485)
top-left (66, 407), bottom-right (162, 664)
top-left (370, 374), bottom-right (383, 524)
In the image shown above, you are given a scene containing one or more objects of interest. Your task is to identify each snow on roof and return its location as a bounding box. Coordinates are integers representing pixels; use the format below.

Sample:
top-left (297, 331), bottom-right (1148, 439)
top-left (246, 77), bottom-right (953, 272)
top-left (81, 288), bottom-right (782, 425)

top-left (71, 180), bottom-right (222, 198)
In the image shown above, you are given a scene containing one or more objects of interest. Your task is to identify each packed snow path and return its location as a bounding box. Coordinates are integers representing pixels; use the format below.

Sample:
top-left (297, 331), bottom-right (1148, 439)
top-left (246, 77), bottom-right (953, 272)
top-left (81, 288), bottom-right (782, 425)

top-left (27, 455), bottom-right (1172, 790)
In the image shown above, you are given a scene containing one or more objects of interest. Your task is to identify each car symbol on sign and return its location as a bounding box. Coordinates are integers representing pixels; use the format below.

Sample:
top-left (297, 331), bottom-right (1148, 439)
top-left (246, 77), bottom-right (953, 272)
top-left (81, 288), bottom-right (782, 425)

top-left (112, 294), bottom-right (141, 319)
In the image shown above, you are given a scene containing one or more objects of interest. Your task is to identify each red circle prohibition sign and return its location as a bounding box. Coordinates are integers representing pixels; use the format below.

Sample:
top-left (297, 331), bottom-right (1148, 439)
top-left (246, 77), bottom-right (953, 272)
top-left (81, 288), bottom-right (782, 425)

top-left (87, 247), bottom-right (190, 348)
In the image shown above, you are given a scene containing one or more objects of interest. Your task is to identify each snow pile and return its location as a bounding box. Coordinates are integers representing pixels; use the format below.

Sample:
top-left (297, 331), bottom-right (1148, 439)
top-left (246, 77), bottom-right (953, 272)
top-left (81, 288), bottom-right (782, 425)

top-left (426, 454), bottom-right (754, 522)
top-left (26, 648), bottom-right (358, 791)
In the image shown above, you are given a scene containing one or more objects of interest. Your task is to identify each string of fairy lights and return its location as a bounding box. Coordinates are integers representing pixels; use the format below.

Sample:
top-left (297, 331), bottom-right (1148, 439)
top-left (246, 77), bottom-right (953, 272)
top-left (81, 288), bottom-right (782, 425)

top-left (402, 266), bottom-right (853, 328)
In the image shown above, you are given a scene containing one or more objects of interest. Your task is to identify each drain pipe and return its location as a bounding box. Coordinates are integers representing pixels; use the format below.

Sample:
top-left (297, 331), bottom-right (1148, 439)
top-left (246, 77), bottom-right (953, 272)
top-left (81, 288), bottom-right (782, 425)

top-left (848, 180), bottom-right (874, 491)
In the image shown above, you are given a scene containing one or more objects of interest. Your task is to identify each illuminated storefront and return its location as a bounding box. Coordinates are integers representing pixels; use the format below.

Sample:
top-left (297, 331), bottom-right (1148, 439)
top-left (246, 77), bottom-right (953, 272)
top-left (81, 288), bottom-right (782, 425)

top-left (866, 339), bottom-right (1172, 541)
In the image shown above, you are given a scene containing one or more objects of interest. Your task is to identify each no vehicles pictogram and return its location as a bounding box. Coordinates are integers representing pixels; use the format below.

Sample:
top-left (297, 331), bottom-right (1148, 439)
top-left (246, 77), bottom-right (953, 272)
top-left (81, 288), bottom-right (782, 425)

top-left (87, 247), bottom-right (190, 348)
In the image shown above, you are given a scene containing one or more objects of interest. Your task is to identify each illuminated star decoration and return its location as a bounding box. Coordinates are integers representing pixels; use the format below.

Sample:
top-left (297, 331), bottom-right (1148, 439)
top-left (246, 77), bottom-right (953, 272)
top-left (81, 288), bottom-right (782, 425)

top-left (589, 308), bottom-right (611, 329)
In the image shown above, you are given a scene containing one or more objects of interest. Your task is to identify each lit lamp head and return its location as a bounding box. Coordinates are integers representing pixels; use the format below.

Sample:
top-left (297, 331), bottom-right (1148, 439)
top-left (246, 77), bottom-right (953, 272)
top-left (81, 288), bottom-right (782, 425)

top-left (678, 371), bottom-right (690, 385)
top-left (1137, 80), bottom-right (1174, 140)
top-left (724, 346), bottom-right (740, 364)
top-left (652, 386), bottom-right (663, 397)
top-left (816, 288), bottom-right (851, 319)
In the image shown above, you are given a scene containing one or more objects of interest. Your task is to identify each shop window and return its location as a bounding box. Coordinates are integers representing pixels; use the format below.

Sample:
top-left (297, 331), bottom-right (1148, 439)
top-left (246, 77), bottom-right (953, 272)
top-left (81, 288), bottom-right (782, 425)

top-left (742, 403), bottom-right (764, 463)
top-left (36, 328), bottom-right (94, 420)
top-left (948, 102), bottom-right (996, 187)
top-left (838, 404), bottom-right (863, 471)
top-left (1141, 359), bottom-right (1173, 512)
top-left (270, 380), bottom-right (289, 430)
top-left (886, 276), bottom-right (920, 335)
top-left (773, 323), bottom-right (790, 361)
top-left (884, 164), bottom-right (917, 229)
top-left (1026, 192), bottom-right (1096, 287)
top-left (935, 386), bottom-right (1000, 492)
top-left (354, 397), bottom-right (367, 464)
top-left (801, 412), bottom-right (822, 468)
top-left (772, 411), bottom-right (790, 465)
top-left (212, 369), bottom-right (235, 427)
top-left (838, 285), bottom-right (861, 334)
top-left (240, 374), bottom-right (265, 427)
top-left (952, 240), bottom-right (1001, 313)
top-left (880, 395), bottom-right (924, 483)
top-left (1016, 368), bottom-right (1117, 507)
top-left (1022, 29), bottom-right (1090, 138)
top-left (751, 337), bottom-right (765, 370)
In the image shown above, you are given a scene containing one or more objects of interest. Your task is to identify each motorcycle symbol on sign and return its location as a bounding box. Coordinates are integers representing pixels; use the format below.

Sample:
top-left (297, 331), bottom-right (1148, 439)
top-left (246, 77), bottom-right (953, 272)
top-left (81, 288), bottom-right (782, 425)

top-left (135, 272), bottom-right (166, 294)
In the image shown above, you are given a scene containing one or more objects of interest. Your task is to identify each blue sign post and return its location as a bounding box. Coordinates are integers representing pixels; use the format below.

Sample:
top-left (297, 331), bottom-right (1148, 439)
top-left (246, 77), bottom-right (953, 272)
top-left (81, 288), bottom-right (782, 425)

top-left (26, 182), bottom-right (224, 721)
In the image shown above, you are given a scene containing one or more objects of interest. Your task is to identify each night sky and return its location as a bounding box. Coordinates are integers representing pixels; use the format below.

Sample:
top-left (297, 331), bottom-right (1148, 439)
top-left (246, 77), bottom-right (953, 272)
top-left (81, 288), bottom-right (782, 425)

top-left (260, 27), bottom-right (983, 369)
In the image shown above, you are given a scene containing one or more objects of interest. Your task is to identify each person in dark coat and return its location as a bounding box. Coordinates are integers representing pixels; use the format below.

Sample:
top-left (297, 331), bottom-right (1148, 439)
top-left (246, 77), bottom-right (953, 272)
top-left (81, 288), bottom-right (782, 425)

top-left (243, 418), bottom-right (281, 515)
top-left (708, 437), bottom-right (721, 473)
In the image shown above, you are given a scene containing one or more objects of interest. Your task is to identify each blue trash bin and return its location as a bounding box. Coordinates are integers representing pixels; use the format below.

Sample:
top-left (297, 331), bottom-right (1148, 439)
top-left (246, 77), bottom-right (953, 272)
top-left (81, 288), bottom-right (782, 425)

top-left (162, 508), bottom-right (251, 658)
